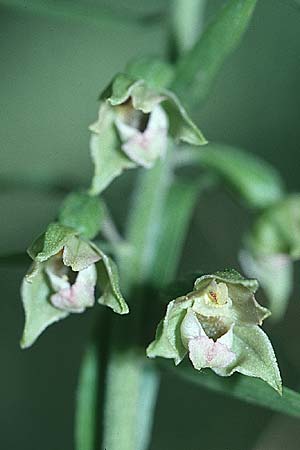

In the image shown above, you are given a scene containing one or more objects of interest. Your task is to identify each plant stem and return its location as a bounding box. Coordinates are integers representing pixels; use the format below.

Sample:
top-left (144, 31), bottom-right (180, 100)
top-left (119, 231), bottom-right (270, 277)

top-left (152, 177), bottom-right (209, 287)
top-left (102, 151), bottom-right (173, 450)
top-left (121, 154), bottom-right (173, 290)
top-left (101, 152), bottom-right (215, 450)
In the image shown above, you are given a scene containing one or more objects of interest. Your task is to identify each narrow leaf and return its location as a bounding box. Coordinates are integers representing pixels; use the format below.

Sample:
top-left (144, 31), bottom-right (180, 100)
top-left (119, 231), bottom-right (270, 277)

top-left (172, 0), bottom-right (258, 104)
top-left (163, 362), bottom-right (300, 418)
top-left (179, 144), bottom-right (285, 209)
top-left (75, 345), bottom-right (98, 450)
top-left (170, 0), bottom-right (207, 55)
top-left (136, 362), bottom-right (160, 450)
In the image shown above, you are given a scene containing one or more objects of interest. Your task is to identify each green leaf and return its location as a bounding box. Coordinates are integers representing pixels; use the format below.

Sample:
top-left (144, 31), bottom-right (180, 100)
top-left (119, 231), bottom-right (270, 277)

top-left (89, 120), bottom-right (135, 195)
top-left (20, 263), bottom-right (68, 349)
top-left (170, 0), bottom-right (207, 55)
top-left (135, 362), bottom-right (160, 450)
top-left (164, 361), bottom-right (300, 418)
top-left (216, 325), bottom-right (282, 393)
top-left (125, 57), bottom-right (174, 89)
top-left (59, 192), bottom-right (104, 239)
top-left (179, 144), bottom-right (285, 209)
top-left (172, 0), bottom-right (258, 104)
top-left (28, 222), bottom-right (76, 262)
top-left (240, 250), bottom-right (293, 322)
top-left (75, 345), bottom-right (98, 450)
top-left (95, 246), bottom-right (129, 315)
top-left (0, 0), bottom-right (159, 29)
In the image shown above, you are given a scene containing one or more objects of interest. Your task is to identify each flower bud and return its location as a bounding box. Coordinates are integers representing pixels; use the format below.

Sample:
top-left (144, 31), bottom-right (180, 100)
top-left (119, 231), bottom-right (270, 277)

top-left (240, 194), bottom-right (300, 321)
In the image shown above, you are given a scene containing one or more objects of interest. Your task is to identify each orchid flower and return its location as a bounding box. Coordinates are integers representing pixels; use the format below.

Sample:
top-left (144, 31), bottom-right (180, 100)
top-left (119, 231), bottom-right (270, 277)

top-left (147, 270), bottom-right (282, 393)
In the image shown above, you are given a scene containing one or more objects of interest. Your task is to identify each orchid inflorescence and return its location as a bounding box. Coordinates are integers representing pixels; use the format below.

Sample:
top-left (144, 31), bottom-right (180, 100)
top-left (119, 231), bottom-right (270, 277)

top-left (20, 58), bottom-right (282, 395)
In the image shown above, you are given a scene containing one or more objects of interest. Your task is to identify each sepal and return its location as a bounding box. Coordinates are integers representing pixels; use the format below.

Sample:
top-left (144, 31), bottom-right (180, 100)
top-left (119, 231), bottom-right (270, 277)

top-left (215, 325), bottom-right (282, 394)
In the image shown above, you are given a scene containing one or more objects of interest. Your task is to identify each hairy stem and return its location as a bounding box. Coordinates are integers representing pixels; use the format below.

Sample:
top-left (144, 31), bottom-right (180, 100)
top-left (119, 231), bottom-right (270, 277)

top-left (102, 151), bottom-right (173, 450)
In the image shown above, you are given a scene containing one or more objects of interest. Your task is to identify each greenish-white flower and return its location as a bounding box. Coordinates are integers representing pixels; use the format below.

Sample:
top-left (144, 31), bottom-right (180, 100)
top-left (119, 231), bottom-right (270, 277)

top-left (21, 223), bottom-right (128, 349)
top-left (89, 72), bottom-right (207, 194)
top-left (147, 270), bottom-right (281, 393)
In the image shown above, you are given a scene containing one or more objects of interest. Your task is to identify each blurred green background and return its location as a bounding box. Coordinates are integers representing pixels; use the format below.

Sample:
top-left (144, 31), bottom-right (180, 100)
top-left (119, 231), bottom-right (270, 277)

top-left (1, 0), bottom-right (300, 449)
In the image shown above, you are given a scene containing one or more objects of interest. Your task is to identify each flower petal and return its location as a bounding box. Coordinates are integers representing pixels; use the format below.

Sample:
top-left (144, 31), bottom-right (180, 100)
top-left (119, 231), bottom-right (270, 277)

top-left (116, 105), bottom-right (168, 168)
top-left (180, 308), bottom-right (203, 347)
top-left (50, 264), bottom-right (97, 313)
top-left (188, 333), bottom-right (235, 370)
top-left (45, 260), bottom-right (69, 292)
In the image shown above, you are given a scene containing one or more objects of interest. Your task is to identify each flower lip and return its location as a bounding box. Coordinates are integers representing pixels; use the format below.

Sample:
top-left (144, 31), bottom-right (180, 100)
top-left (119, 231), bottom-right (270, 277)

top-left (45, 251), bottom-right (97, 313)
top-left (181, 308), bottom-right (235, 370)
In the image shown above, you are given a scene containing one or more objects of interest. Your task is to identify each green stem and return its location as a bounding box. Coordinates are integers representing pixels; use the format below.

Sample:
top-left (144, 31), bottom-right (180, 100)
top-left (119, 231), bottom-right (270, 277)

top-left (151, 179), bottom-right (200, 287)
top-left (102, 152), bottom-right (173, 450)
top-left (120, 153), bottom-right (173, 290)
top-left (151, 174), bottom-right (216, 287)
top-left (75, 151), bottom-right (215, 450)
top-left (101, 160), bottom-right (214, 450)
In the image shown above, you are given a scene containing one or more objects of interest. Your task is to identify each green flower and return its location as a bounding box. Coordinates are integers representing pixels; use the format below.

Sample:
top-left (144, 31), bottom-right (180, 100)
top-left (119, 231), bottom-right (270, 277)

top-left (147, 270), bottom-right (281, 393)
top-left (89, 71), bottom-right (207, 194)
top-left (21, 223), bottom-right (128, 348)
